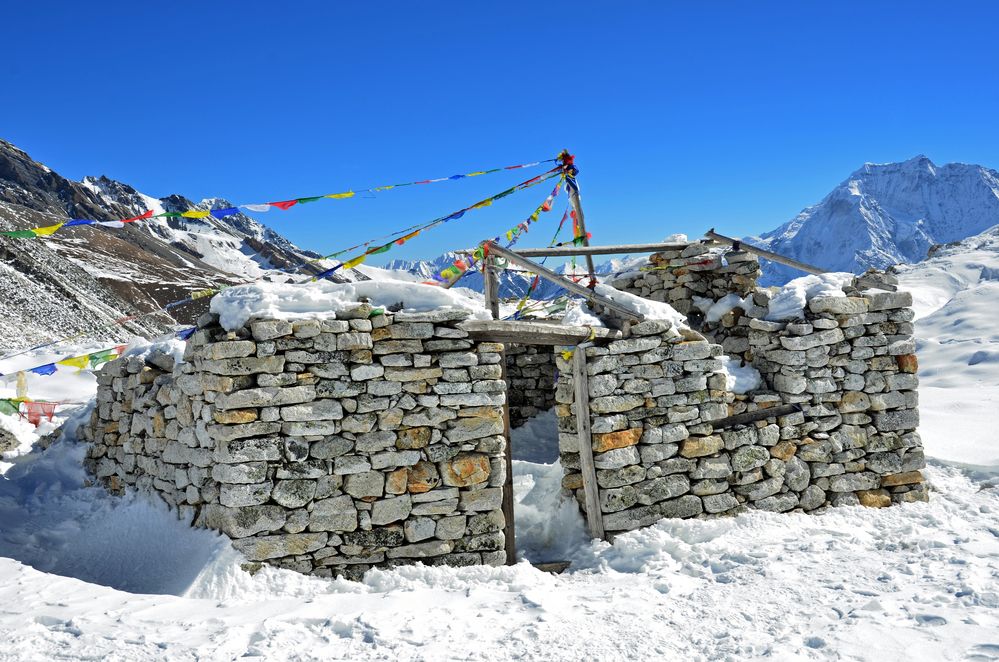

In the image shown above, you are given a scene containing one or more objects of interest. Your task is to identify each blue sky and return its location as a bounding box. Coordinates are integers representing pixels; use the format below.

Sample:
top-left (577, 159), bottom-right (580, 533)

top-left (3, 2), bottom-right (998, 264)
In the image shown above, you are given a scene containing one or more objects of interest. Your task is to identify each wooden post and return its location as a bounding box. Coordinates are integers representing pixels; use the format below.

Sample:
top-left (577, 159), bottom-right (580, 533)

top-left (571, 346), bottom-right (605, 540)
top-left (499, 345), bottom-right (517, 564)
top-left (483, 256), bottom-right (501, 319)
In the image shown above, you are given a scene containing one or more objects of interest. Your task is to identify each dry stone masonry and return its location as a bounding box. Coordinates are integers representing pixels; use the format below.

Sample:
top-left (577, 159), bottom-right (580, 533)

top-left (504, 344), bottom-right (557, 428)
top-left (84, 305), bottom-right (511, 579)
top-left (83, 240), bottom-right (926, 575)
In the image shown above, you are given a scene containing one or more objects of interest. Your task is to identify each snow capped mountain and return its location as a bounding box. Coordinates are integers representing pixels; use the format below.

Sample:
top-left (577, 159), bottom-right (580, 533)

top-left (754, 156), bottom-right (999, 284)
top-left (384, 252), bottom-right (646, 301)
top-left (0, 139), bottom-right (340, 352)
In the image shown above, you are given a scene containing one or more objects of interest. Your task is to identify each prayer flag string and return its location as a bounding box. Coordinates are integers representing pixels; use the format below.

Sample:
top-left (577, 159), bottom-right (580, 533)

top-left (0, 158), bottom-right (556, 239)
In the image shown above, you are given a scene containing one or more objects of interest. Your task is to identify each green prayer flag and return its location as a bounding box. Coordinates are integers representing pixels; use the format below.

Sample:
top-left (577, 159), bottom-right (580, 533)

top-left (0, 399), bottom-right (19, 415)
top-left (368, 243), bottom-right (392, 255)
top-left (2, 230), bottom-right (38, 238)
top-left (296, 196), bottom-right (324, 204)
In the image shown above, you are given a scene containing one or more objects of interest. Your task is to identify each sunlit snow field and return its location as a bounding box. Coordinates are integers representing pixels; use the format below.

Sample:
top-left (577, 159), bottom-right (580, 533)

top-left (1, 236), bottom-right (998, 661)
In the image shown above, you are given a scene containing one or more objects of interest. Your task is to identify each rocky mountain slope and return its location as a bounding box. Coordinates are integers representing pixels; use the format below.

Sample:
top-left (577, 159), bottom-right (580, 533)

top-left (752, 156), bottom-right (999, 284)
top-left (0, 140), bottom-right (335, 353)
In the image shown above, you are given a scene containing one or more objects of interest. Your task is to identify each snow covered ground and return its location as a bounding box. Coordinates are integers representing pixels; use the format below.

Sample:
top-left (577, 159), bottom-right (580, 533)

top-left (1, 234), bottom-right (999, 660)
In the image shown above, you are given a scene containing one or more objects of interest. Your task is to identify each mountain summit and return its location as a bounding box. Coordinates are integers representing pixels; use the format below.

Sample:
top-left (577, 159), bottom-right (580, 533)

top-left (753, 156), bottom-right (999, 284)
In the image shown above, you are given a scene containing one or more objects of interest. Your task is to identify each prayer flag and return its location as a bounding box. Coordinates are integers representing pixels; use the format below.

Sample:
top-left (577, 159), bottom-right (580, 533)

top-left (268, 200), bottom-right (298, 210)
top-left (296, 196), bottom-right (323, 204)
top-left (176, 327), bottom-right (197, 340)
top-left (65, 219), bottom-right (95, 227)
top-left (210, 207), bottom-right (239, 218)
top-left (342, 254), bottom-right (367, 269)
top-left (57, 355), bottom-right (90, 370)
top-left (122, 210), bottom-right (153, 223)
top-left (0, 399), bottom-right (18, 416)
top-left (181, 210), bottom-right (210, 219)
top-left (242, 204), bottom-right (271, 212)
top-left (325, 191), bottom-right (355, 199)
top-left (2, 230), bottom-right (38, 238)
top-left (29, 363), bottom-right (57, 376)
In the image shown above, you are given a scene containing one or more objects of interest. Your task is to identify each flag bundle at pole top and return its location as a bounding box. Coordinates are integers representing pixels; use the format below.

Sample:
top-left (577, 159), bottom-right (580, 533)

top-left (0, 158), bottom-right (556, 239)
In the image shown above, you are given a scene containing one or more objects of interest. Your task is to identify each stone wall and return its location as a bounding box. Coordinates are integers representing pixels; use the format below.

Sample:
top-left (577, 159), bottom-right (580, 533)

top-left (504, 344), bottom-right (557, 428)
top-left (84, 306), bottom-right (511, 579)
top-left (609, 244), bottom-right (761, 314)
top-left (554, 244), bottom-right (925, 534)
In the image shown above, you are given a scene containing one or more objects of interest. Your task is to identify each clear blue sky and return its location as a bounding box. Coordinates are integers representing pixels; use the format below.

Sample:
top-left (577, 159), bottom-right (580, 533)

top-left (4, 2), bottom-right (998, 264)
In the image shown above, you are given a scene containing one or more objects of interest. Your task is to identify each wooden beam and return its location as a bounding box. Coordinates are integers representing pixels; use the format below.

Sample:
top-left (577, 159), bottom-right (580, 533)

top-left (705, 229), bottom-right (898, 292)
top-left (707, 403), bottom-right (802, 430)
top-left (459, 320), bottom-right (623, 345)
top-left (511, 242), bottom-right (697, 258)
top-left (484, 242), bottom-right (644, 322)
top-left (572, 347), bottom-right (605, 540)
top-left (499, 345), bottom-right (517, 565)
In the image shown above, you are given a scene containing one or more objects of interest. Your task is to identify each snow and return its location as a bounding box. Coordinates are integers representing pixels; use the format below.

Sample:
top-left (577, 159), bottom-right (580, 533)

top-left (209, 279), bottom-right (492, 331)
top-left (715, 355), bottom-right (763, 394)
top-left (693, 292), bottom-right (754, 323)
top-left (561, 301), bottom-right (605, 327)
top-left (592, 283), bottom-right (687, 326)
top-left (2, 230), bottom-right (999, 659)
top-left (765, 272), bottom-right (854, 321)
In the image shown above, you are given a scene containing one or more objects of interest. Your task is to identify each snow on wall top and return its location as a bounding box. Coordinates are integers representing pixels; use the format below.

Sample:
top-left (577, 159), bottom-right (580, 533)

top-left (209, 279), bottom-right (492, 331)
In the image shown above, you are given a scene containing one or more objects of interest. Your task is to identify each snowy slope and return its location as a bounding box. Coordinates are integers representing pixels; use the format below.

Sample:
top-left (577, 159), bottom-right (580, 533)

top-left (895, 223), bottom-right (999, 471)
top-left (754, 156), bottom-right (999, 284)
top-left (1, 227), bottom-right (998, 659)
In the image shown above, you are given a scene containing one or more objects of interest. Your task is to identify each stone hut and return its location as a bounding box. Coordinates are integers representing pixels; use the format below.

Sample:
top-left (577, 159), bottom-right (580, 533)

top-left (83, 242), bottom-right (926, 577)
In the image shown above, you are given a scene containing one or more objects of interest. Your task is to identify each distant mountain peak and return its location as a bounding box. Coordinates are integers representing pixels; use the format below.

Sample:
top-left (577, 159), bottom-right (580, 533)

top-left (756, 157), bottom-right (999, 284)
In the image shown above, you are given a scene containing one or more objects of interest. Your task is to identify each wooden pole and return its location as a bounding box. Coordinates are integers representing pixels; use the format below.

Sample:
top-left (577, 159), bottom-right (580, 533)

top-left (705, 229), bottom-right (897, 292)
top-left (511, 241), bottom-right (701, 258)
top-left (572, 346), bottom-right (605, 540)
top-left (567, 184), bottom-right (597, 286)
top-left (483, 242), bottom-right (644, 323)
top-left (707, 403), bottom-right (801, 430)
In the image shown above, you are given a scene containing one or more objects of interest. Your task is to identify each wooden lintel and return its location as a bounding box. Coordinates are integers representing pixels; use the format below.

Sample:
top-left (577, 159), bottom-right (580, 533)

top-left (458, 320), bottom-right (622, 345)
top-left (707, 403), bottom-right (802, 430)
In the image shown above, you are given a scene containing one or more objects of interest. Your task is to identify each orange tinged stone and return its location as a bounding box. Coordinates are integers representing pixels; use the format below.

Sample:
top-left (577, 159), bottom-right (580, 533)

top-left (896, 354), bottom-right (918, 373)
top-left (371, 327), bottom-right (392, 341)
top-left (440, 452), bottom-right (491, 487)
top-left (397, 427), bottom-right (432, 449)
top-left (561, 473), bottom-right (584, 490)
top-left (385, 468), bottom-right (408, 495)
top-left (407, 461), bottom-right (441, 493)
top-left (770, 440), bottom-right (797, 461)
top-left (881, 470), bottom-right (924, 487)
top-left (680, 435), bottom-right (723, 458)
top-left (212, 408), bottom-right (258, 424)
top-left (857, 489), bottom-right (892, 508)
top-left (592, 428), bottom-right (642, 453)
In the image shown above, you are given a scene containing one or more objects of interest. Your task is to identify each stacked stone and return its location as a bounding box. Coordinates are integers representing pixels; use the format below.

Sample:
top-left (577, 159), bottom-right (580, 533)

top-left (504, 344), bottom-right (557, 428)
top-left (553, 321), bottom-right (748, 532)
top-left (610, 245), bottom-right (761, 315)
top-left (746, 288), bottom-right (926, 507)
top-left (84, 305), bottom-right (510, 579)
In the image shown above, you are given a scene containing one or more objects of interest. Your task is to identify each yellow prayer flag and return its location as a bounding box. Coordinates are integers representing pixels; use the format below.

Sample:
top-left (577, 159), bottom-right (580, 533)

top-left (57, 355), bottom-right (90, 370)
top-left (32, 223), bottom-right (64, 236)
top-left (467, 171), bottom-right (487, 177)
top-left (342, 254), bottom-right (367, 269)
top-left (181, 210), bottom-right (211, 218)
top-left (324, 191), bottom-right (355, 199)
top-left (471, 199), bottom-right (493, 210)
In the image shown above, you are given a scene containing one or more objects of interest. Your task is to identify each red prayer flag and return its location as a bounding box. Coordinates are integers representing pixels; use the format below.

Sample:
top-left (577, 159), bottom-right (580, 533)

top-left (122, 209), bottom-right (153, 223)
top-left (268, 200), bottom-right (299, 210)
